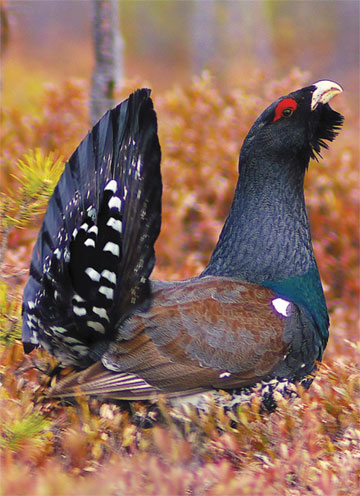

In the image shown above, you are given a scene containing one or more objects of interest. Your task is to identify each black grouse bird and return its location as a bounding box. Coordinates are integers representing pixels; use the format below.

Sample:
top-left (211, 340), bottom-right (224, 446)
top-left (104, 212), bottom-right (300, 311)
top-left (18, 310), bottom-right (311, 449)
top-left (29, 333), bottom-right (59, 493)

top-left (22, 81), bottom-right (343, 409)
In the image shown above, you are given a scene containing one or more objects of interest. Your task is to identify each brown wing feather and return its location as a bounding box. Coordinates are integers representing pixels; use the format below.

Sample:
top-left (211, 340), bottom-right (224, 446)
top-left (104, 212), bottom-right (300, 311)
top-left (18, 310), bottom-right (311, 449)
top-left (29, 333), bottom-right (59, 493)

top-left (50, 276), bottom-right (291, 399)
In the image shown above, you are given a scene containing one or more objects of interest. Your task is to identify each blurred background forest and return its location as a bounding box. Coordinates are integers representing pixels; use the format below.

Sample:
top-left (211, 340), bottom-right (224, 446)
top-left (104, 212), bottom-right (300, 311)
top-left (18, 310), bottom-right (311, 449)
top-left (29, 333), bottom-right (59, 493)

top-left (2, 1), bottom-right (359, 109)
top-left (1, 1), bottom-right (359, 495)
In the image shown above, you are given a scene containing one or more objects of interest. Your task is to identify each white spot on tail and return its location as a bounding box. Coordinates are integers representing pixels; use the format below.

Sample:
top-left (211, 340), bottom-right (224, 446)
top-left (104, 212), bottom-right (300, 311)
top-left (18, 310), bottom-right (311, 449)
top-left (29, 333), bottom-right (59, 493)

top-left (72, 345), bottom-right (89, 354)
top-left (50, 326), bottom-right (67, 334)
top-left (80, 223), bottom-right (89, 231)
top-left (84, 238), bottom-right (96, 248)
top-left (93, 306), bottom-right (109, 321)
top-left (87, 207), bottom-right (96, 221)
top-left (87, 321), bottom-right (105, 334)
top-left (26, 311), bottom-right (38, 323)
top-left (106, 217), bottom-right (122, 233)
top-left (99, 286), bottom-right (114, 300)
top-left (101, 269), bottom-right (117, 285)
top-left (63, 336), bottom-right (83, 344)
top-left (73, 306), bottom-right (87, 317)
top-left (88, 225), bottom-right (98, 235)
top-left (28, 333), bottom-right (39, 344)
top-left (272, 298), bottom-right (291, 317)
top-left (105, 180), bottom-right (117, 193)
top-left (54, 248), bottom-right (61, 259)
top-left (64, 249), bottom-right (70, 263)
top-left (85, 267), bottom-right (101, 282)
top-left (108, 196), bottom-right (121, 211)
top-left (103, 241), bottom-right (120, 257)
top-left (73, 294), bottom-right (85, 303)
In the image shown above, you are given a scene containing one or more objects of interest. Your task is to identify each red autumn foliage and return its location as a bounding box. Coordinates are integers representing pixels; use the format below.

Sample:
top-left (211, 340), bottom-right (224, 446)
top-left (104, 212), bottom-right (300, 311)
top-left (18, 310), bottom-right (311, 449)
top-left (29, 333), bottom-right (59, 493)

top-left (1, 71), bottom-right (359, 495)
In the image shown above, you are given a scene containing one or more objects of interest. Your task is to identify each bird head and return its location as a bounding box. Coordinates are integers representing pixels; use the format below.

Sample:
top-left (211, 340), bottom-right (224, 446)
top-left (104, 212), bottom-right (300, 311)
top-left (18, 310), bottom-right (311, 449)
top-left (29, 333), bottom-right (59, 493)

top-left (241, 80), bottom-right (344, 170)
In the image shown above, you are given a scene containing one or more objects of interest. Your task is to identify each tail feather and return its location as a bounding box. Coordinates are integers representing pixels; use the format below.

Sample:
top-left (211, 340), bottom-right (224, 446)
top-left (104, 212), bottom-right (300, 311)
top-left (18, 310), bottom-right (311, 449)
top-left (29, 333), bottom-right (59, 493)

top-left (48, 362), bottom-right (207, 401)
top-left (22, 89), bottom-right (162, 367)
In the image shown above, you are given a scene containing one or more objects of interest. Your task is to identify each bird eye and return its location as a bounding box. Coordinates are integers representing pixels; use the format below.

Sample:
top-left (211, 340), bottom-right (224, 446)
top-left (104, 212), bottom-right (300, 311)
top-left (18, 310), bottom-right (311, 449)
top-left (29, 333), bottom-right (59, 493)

top-left (273, 98), bottom-right (298, 122)
top-left (282, 108), bottom-right (294, 118)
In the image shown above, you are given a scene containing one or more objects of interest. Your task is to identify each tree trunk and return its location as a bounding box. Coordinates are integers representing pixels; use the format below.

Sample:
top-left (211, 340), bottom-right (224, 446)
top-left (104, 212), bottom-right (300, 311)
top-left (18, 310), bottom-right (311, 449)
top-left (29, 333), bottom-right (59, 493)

top-left (191, 0), bottom-right (216, 74)
top-left (90, 0), bottom-right (124, 124)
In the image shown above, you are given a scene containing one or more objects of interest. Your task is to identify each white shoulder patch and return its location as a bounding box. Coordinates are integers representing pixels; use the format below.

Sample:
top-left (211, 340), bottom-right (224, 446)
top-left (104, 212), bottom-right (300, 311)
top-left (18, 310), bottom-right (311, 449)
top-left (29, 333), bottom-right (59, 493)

top-left (272, 297), bottom-right (291, 317)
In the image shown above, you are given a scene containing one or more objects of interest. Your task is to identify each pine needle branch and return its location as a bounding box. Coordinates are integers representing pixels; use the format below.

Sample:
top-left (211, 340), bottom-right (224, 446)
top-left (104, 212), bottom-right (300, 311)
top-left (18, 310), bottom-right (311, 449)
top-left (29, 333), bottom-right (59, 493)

top-left (0, 149), bottom-right (64, 278)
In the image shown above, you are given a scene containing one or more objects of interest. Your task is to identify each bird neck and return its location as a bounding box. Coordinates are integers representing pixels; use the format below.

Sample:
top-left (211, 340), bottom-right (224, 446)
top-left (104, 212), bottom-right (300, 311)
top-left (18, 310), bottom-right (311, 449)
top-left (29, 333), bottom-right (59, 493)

top-left (204, 153), bottom-right (314, 282)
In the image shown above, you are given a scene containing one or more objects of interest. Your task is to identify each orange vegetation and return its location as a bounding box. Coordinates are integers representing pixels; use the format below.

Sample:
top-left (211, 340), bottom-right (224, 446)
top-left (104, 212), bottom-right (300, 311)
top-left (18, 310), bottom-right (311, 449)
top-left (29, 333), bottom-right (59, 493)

top-left (1, 71), bottom-right (359, 495)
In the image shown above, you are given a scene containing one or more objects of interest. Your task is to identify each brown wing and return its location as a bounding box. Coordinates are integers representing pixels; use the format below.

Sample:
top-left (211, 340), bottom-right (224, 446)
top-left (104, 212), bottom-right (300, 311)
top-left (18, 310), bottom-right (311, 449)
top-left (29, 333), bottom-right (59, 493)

top-left (50, 276), bottom-right (292, 399)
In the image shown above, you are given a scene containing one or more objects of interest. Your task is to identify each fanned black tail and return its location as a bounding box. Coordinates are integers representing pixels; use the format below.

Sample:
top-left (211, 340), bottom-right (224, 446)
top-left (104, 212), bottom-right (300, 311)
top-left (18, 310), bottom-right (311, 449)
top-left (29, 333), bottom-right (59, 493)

top-left (22, 89), bottom-right (162, 367)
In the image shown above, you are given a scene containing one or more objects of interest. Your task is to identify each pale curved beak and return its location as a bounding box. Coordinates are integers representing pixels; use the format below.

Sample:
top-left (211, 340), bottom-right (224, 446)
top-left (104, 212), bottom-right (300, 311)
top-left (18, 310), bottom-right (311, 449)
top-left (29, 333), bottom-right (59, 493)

top-left (311, 80), bottom-right (343, 111)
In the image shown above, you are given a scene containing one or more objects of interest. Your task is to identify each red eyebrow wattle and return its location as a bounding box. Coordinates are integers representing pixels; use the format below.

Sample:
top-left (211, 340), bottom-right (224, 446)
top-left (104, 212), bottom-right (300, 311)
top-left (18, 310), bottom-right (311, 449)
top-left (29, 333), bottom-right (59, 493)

top-left (273, 98), bottom-right (298, 122)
